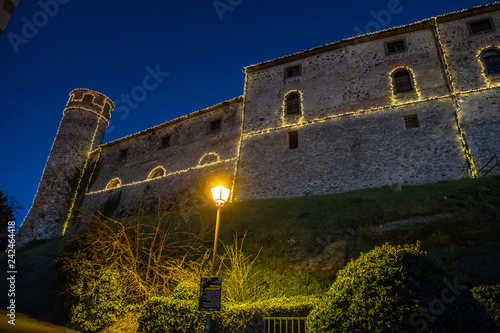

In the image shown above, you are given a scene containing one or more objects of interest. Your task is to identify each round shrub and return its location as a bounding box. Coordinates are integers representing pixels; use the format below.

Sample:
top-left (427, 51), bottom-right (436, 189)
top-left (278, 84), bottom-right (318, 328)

top-left (173, 280), bottom-right (199, 301)
top-left (307, 242), bottom-right (497, 333)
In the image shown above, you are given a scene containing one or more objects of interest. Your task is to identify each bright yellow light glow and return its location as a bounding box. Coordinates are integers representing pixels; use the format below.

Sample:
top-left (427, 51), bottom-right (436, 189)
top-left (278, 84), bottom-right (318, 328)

top-left (147, 166), bottom-right (166, 179)
top-left (211, 185), bottom-right (230, 206)
top-left (106, 177), bottom-right (122, 189)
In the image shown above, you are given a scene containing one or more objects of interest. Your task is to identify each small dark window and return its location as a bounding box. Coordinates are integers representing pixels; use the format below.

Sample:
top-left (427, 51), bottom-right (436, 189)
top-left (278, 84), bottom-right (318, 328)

top-left (285, 92), bottom-right (301, 115)
top-left (119, 149), bottom-right (128, 161)
top-left (468, 18), bottom-right (495, 34)
top-left (404, 115), bottom-right (419, 129)
top-left (210, 119), bottom-right (221, 132)
top-left (385, 40), bottom-right (406, 55)
top-left (482, 50), bottom-right (500, 75)
top-left (288, 131), bottom-right (298, 149)
top-left (284, 64), bottom-right (301, 79)
top-left (393, 69), bottom-right (413, 94)
top-left (159, 135), bottom-right (171, 148)
top-left (83, 94), bottom-right (94, 103)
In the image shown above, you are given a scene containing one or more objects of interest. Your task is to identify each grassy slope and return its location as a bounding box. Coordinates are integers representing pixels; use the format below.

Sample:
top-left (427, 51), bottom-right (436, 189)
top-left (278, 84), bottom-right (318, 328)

top-left (214, 176), bottom-right (500, 286)
top-left (1, 176), bottom-right (499, 325)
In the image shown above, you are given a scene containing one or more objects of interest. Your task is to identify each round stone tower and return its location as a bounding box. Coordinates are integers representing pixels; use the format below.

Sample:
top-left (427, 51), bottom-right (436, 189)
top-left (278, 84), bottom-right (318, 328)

top-left (17, 89), bottom-right (114, 245)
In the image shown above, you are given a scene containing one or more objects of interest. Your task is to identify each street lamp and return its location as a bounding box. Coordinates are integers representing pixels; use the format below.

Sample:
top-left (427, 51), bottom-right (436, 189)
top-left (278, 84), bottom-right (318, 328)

top-left (210, 185), bottom-right (230, 276)
top-left (201, 185), bottom-right (230, 333)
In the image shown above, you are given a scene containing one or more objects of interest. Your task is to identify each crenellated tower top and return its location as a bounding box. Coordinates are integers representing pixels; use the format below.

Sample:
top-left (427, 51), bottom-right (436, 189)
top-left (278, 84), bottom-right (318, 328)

top-left (64, 88), bottom-right (115, 124)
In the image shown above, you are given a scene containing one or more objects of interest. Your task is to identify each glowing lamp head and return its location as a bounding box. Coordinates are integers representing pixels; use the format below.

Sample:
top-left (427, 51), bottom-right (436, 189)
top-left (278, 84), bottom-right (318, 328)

top-left (211, 185), bottom-right (230, 206)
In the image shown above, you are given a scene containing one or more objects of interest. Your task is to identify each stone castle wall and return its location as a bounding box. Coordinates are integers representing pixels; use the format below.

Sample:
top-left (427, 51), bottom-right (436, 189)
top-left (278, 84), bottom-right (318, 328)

top-left (80, 98), bottom-right (243, 217)
top-left (18, 4), bottom-right (500, 244)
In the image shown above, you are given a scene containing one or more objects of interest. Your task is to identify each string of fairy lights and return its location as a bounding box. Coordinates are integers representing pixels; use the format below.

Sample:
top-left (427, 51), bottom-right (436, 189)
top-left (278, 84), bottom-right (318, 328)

top-left (86, 155), bottom-right (238, 196)
top-left (389, 66), bottom-right (422, 104)
top-left (62, 102), bottom-right (107, 235)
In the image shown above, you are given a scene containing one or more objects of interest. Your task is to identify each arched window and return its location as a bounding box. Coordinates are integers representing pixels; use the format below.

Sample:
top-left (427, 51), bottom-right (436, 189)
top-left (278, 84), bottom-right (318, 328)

top-left (393, 69), bottom-right (413, 94)
top-left (148, 167), bottom-right (165, 179)
top-left (285, 92), bottom-right (301, 115)
top-left (106, 178), bottom-right (121, 189)
top-left (83, 93), bottom-right (94, 103)
top-left (482, 49), bottom-right (500, 75)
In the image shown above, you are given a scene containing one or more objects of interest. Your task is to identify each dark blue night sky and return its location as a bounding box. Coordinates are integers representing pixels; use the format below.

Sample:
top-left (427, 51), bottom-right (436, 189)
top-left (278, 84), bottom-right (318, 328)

top-left (0, 0), bottom-right (492, 226)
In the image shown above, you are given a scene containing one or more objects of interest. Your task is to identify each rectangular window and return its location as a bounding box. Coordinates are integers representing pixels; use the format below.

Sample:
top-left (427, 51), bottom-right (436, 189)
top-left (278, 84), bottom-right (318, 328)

top-left (385, 39), bottom-right (407, 55)
top-left (468, 18), bottom-right (495, 35)
top-left (284, 64), bottom-right (302, 79)
top-left (288, 131), bottom-right (298, 149)
top-left (159, 134), bottom-right (170, 148)
top-left (404, 115), bottom-right (419, 129)
top-left (119, 149), bottom-right (128, 160)
top-left (210, 119), bottom-right (221, 132)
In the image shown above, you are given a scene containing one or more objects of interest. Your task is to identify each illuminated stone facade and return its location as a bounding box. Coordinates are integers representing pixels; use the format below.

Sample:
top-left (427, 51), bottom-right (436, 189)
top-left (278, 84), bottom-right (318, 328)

top-left (18, 3), bottom-right (500, 244)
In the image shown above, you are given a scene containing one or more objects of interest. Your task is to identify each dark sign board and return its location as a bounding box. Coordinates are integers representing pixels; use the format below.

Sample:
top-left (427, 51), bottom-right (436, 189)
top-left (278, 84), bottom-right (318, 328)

top-left (199, 277), bottom-right (222, 312)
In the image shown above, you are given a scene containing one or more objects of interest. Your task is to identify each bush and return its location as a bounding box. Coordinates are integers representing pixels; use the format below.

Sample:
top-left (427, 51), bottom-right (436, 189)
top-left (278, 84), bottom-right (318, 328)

top-left (172, 281), bottom-right (199, 301)
top-left (471, 284), bottom-right (500, 327)
top-left (57, 244), bottom-right (126, 332)
top-left (138, 294), bottom-right (318, 333)
top-left (307, 242), bottom-right (497, 333)
top-left (137, 297), bottom-right (205, 333)
top-left (214, 295), bottom-right (319, 332)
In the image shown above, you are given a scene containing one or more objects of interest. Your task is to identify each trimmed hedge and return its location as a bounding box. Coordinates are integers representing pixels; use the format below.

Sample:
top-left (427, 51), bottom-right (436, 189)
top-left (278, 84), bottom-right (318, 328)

top-left (137, 297), bottom-right (205, 333)
top-left (137, 295), bottom-right (319, 333)
top-left (307, 242), bottom-right (497, 333)
top-left (471, 284), bottom-right (500, 327)
top-left (214, 295), bottom-right (319, 332)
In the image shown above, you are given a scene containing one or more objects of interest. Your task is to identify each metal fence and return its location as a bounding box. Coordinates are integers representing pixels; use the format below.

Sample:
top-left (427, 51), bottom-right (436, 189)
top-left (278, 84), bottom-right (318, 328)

top-left (263, 317), bottom-right (307, 333)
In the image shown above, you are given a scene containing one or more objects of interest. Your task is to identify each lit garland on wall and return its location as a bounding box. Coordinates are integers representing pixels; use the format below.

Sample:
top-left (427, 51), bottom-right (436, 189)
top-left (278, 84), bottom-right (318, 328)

top-left (63, 89), bottom-right (114, 126)
top-left (432, 18), bottom-right (478, 177)
top-left (106, 177), bottom-right (122, 189)
top-left (243, 94), bottom-right (450, 138)
top-left (476, 45), bottom-right (500, 88)
top-left (389, 66), bottom-right (422, 104)
top-left (147, 166), bottom-right (167, 179)
top-left (87, 156), bottom-right (238, 195)
top-left (281, 90), bottom-right (305, 125)
top-left (198, 152), bottom-right (222, 165)
top-left (229, 74), bottom-right (249, 202)
top-left (62, 116), bottom-right (104, 235)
